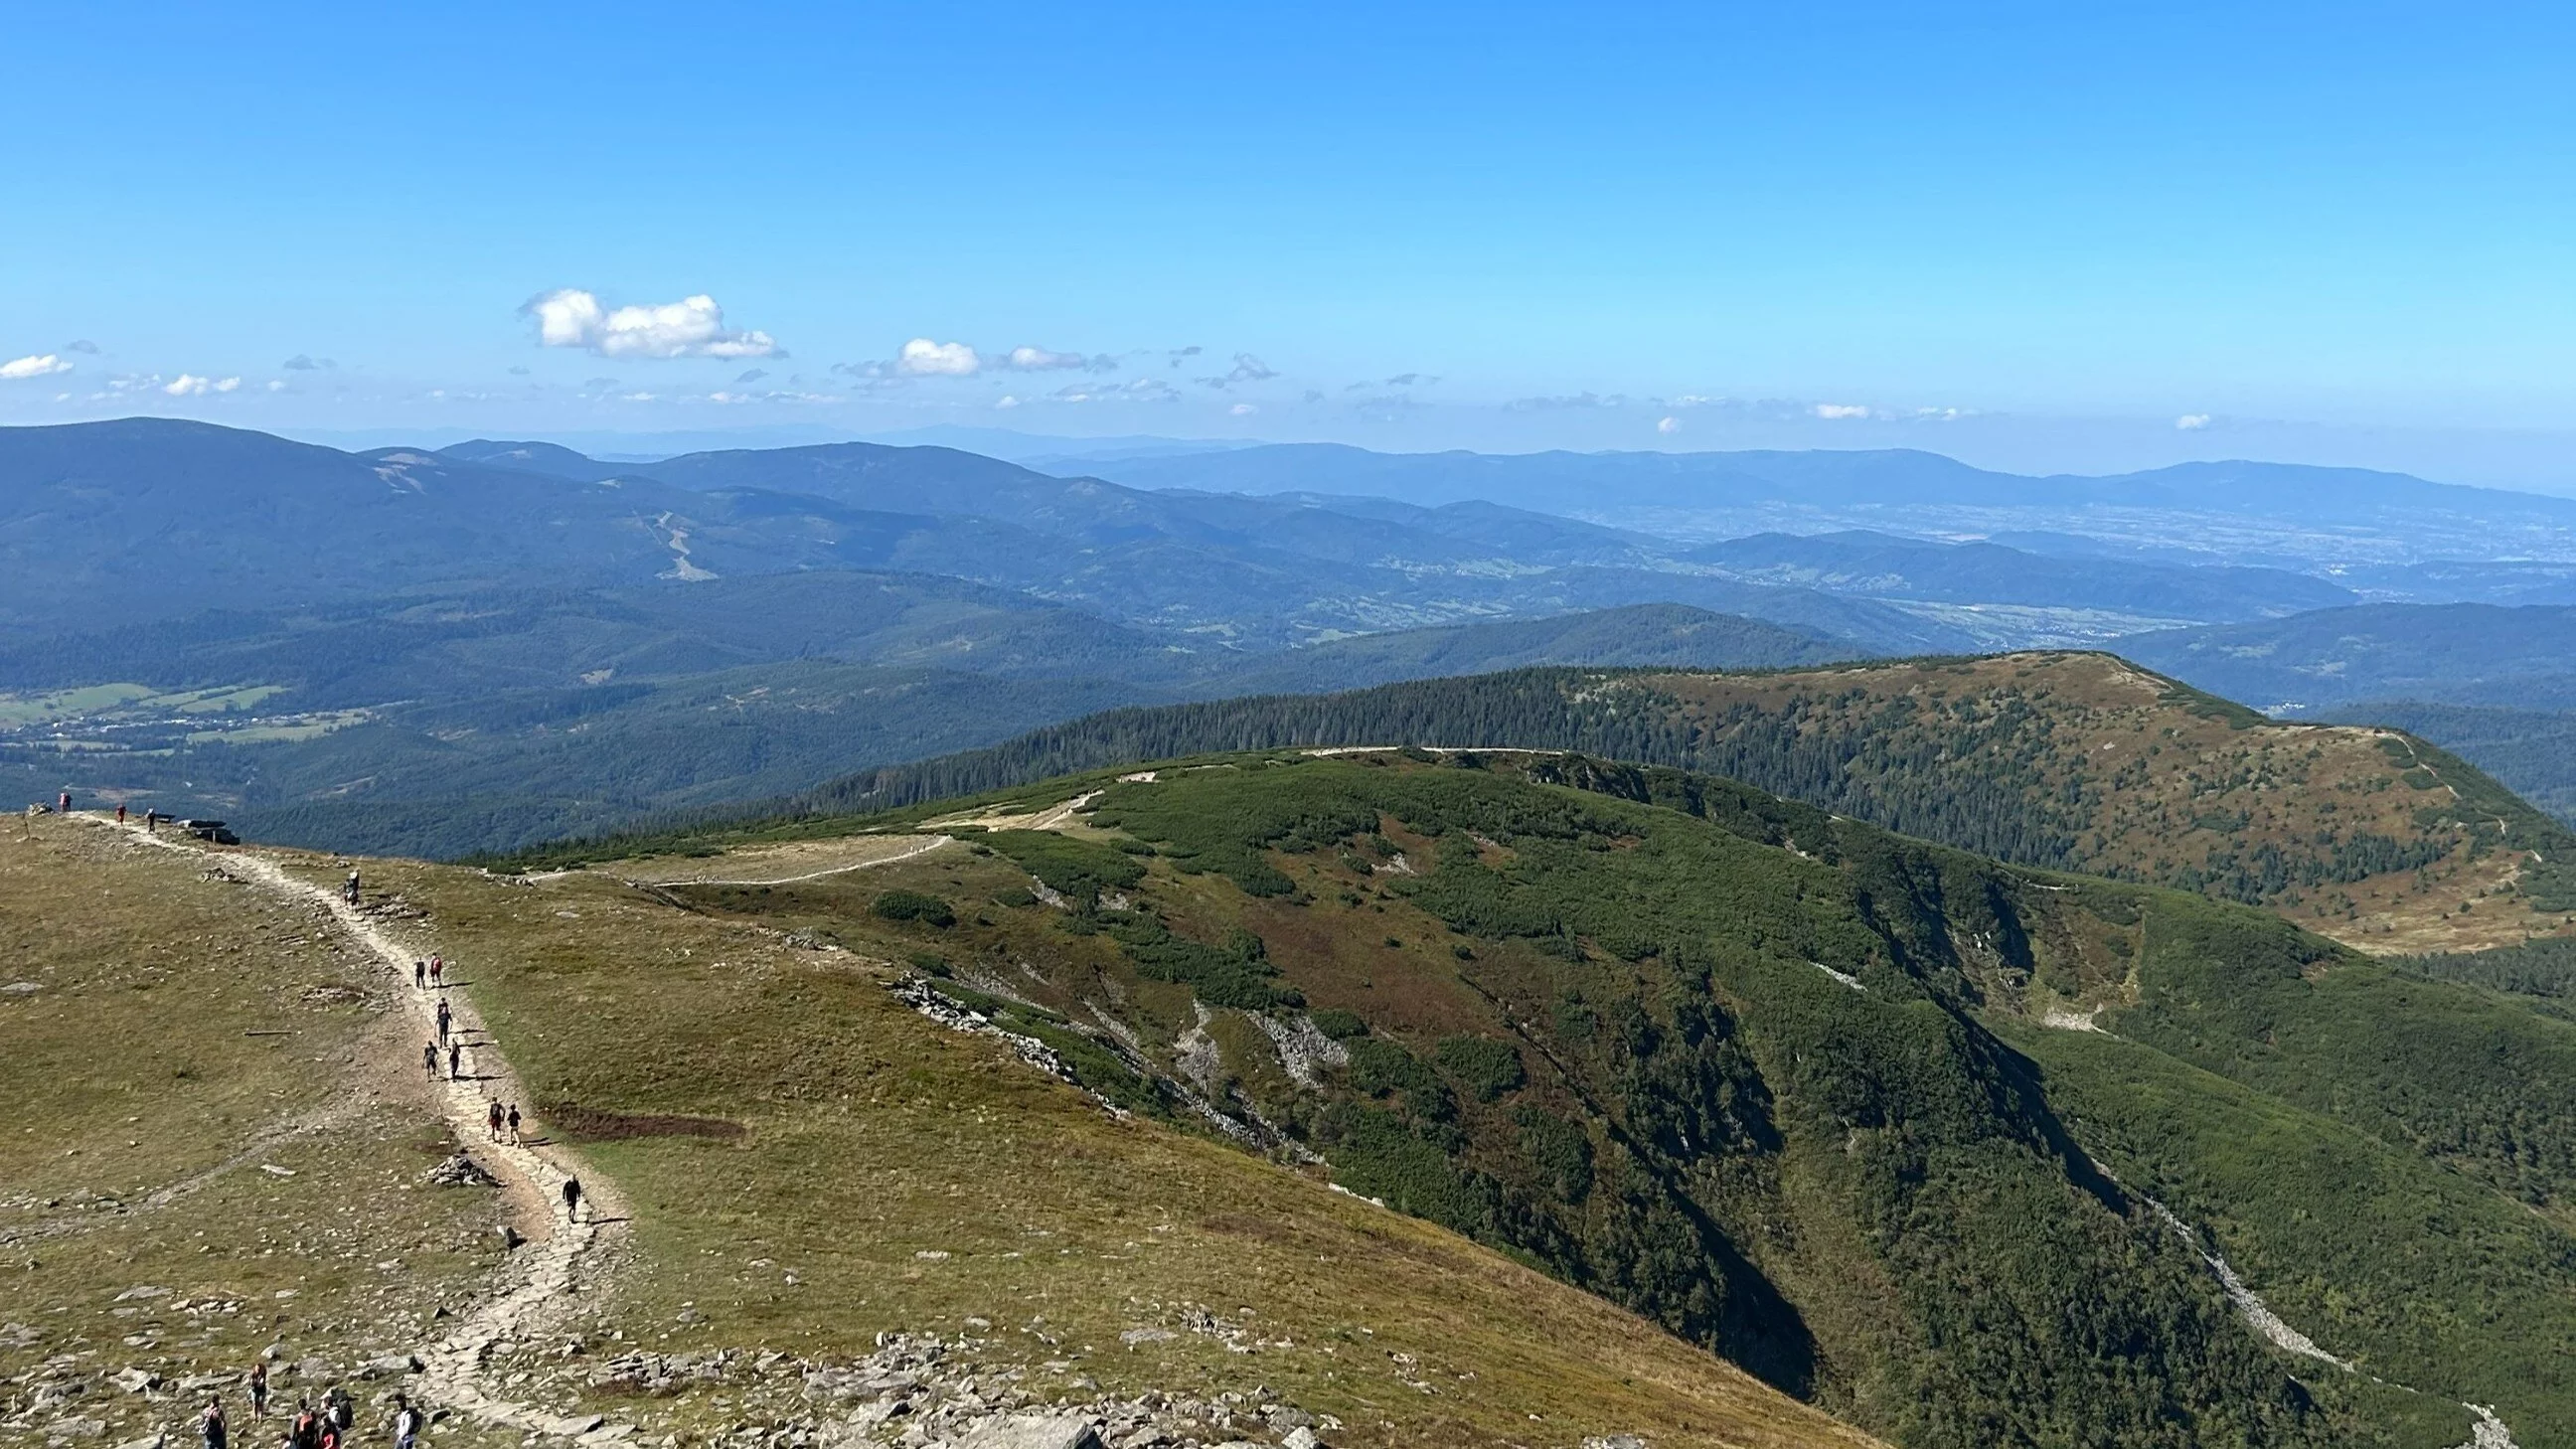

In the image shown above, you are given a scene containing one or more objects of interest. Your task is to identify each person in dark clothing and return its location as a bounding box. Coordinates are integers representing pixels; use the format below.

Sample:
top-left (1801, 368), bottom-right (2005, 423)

top-left (324, 1386), bottom-right (353, 1438)
top-left (507, 1103), bottom-right (523, 1143)
top-left (562, 1175), bottom-right (583, 1221)
top-left (447, 1041), bottom-right (462, 1079)
top-left (413, 959), bottom-right (426, 989)
top-left (245, 1363), bottom-right (267, 1419)
top-left (422, 1043), bottom-right (439, 1080)
top-left (343, 869), bottom-right (360, 905)
top-left (200, 1394), bottom-right (228, 1449)
top-left (487, 1100), bottom-right (505, 1141)
top-left (435, 999), bottom-right (451, 1044)
top-left (115, 803), bottom-right (126, 825)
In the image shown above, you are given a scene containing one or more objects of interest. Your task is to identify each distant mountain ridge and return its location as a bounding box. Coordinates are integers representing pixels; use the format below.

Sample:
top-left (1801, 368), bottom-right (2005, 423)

top-left (1082, 441), bottom-right (2576, 524)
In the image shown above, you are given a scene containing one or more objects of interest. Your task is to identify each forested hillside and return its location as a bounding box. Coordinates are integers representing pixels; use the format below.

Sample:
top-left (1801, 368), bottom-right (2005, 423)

top-left (727, 653), bottom-right (2576, 953)
top-left (617, 748), bottom-right (2576, 1448)
top-left (1, 589), bottom-right (1852, 858)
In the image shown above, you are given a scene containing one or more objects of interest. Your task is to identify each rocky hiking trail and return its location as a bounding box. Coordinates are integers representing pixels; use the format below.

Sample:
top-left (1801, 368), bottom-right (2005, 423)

top-left (77, 815), bottom-right (641, 1447)
top-left (62, 819), bottom-right (1378, 1449)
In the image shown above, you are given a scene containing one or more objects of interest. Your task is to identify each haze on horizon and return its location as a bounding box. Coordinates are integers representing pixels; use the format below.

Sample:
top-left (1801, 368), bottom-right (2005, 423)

top-left (3, 3), bottom-right (2571, 490)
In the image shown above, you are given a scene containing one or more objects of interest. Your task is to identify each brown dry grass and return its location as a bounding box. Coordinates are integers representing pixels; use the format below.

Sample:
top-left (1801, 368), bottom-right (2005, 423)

top-left (0, 818), bottom-right (510, 1444)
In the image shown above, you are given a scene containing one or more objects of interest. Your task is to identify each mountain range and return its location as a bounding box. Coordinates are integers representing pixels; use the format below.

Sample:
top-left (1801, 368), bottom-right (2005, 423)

top-left (15, 417), bottom-right (2576, 857)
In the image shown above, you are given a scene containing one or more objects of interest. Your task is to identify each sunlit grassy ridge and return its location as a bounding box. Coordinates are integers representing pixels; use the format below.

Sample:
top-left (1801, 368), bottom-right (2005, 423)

top-left (500, 652), bottom-right (2576, 955)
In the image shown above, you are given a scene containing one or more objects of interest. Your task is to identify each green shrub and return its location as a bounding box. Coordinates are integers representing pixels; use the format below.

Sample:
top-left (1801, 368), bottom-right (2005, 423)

top-left (1437, 1035), bottom-right (1527, 1101)
top-left (871, 889), bottom-right (954, 927)
top-left (1310, 1008), bottom-right (1369, 1040)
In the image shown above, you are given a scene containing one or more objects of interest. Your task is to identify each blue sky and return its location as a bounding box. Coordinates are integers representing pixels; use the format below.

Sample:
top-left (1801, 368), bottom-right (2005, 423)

top-left (3, 3), bottom-right (2571, 483)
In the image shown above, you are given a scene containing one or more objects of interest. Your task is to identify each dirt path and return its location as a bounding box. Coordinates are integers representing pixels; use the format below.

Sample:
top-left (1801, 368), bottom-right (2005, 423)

top-left (633, 832), bottom-right (953, 887)
top-left (0, 1091), bottom-right (375, 1246)
top-left (77, 817), bottom-right (641, 1444)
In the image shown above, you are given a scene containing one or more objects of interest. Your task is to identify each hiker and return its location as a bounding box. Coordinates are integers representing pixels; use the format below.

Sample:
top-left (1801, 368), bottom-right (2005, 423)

top-left (447, 1041), bottom-right (462, 1080)
top-left (422, 1042), bottom-right (439, 1080)
top-left (200, 1394), bottom-right (228, 1449)
top-left (413, 959), bottom-right (426, 989)
top-left (562, 1175), bottom-right (583, 1221)
top-left (487, 1100), bottom-right (505, 1141)
top-left (115, 803), bottom-right (126, 825)
top-left (343, 869), bottom-right (361, 905)
top-left (389, 1394), bottom-right (422, 1449)
top-left (289, 1399), bottom-right (319, 1449)
top-left (507, 1103), bottom-right (523, 1144)
top-left (57, 790), bottom-right (70, 814)
top-left (324, 1386), bottom-right (353, 1439)
top-left (245, 1363), bottom-right (267, 1419)
top-left (429, 955), bottom-right (444, 987)
top-left (434, 999), bottom-right (451, 1045)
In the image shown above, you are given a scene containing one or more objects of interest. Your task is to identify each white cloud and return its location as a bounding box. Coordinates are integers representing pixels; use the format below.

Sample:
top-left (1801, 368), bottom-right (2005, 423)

top-left (523, 289), bottom-right (780, 360)
top-left (163, 374), bottom-right (241, 396)
top-left (2174, 412), bottom-right (2211, 430)
top-left (1812, 402), bottom-right (1870, 419)
top-left (1051, 377), bottom-right (1180, 404)
top-left (1657, 415), bottom-right (1682, 435)
top-left (1, 354), bottom-right (73, 380)
top-left (1197, 353), bottom-right (1280, 389)
top-left (897, 338), bottom-right (981, 376)
top-left (265, 380), bottom-right (287, 392)
top-left (1001, 345), bottom-right (1116, 373)
top-left (1229, 402), bottom-right (1258, 416)
top-left (995, 395), bottom-right (1021, 409)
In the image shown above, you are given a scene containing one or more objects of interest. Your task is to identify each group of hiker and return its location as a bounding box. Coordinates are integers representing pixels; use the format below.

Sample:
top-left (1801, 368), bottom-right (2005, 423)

top-left (43, 791), bottom-right (170, 832)
top-left (150, 839), bottom-right (589, 1449)
top-left (196, 1378), bottom-right (423, 1449)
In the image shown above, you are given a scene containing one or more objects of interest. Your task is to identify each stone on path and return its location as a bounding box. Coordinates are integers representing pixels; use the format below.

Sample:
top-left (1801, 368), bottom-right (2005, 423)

top-left (956, 1414), bottom-right (1107, 1449)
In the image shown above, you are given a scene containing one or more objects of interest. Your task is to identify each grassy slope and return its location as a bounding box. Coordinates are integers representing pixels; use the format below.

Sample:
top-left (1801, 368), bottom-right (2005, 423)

top-left (330, 849), bottom-right (1880, 1449)
top-left (0, 819), bottom-right (510, 1444)
top-left (624, 752), bottom-right (2576, 1448)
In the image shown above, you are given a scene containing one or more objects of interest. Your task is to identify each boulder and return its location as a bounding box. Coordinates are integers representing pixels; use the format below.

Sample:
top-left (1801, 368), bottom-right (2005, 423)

top-left (958, 1414), bottom-right (1106, 1449)
top-left (358, 1354), bottom-right (423, 1379)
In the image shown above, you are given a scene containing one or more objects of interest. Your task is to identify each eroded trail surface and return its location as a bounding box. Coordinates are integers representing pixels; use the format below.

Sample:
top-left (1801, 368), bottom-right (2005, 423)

top-left (85, 818), bottom-right (639, 1445)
